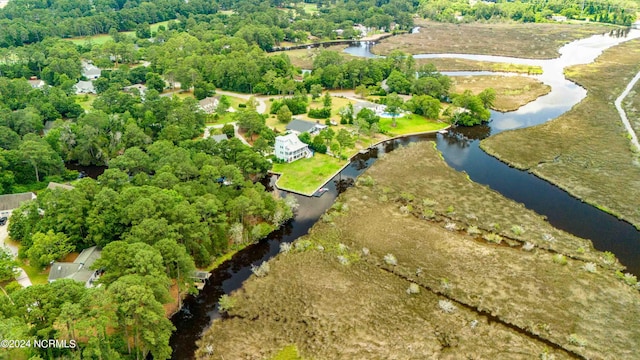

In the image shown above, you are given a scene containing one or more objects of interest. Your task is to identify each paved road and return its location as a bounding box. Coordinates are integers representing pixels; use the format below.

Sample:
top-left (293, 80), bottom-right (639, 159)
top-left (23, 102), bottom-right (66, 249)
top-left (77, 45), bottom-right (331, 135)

top-left (0, 213), bottom-right (33, 287)
top-left (614, 70), bottom-right (640, 152)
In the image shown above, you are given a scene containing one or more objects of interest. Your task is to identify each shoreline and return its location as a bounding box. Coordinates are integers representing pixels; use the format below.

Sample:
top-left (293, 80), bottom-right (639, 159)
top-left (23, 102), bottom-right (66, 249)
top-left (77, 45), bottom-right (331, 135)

top-left (271, 126), bottom-right (450, 196)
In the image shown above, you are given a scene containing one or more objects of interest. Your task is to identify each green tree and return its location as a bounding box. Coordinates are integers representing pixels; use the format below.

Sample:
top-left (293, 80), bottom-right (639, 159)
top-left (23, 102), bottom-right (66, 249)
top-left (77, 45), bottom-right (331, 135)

top-left (310, 84), bottom-right (323, 100)
top-left (322, 92), bottom-right (332, 108)
top-left (336, 129), bottom-right (354, 149)
top-left (405, 95), bottom-right (441, 118)
top-left (385, 93), bottom-right (404, 128)
top-left (216, 95), bottom-right (231, 115)
top-left (26, 230), bottom-right (75, 269)
top-left (355, 84), bottom-right (369, 99)
top-left (19, 138), bottom-right (63, 182)
top-left (478, 88), bottom-right (497, 109)
top-left (319, 128), bottom-right (335, 148)
top-left (236, 110), bottom-right (266, 141)
top-left (0, 247), bottom-right (18, 282)
top-left (277, 104), bottom-right (293, 124)
top-left (221, 124), bottom-right (235, 139)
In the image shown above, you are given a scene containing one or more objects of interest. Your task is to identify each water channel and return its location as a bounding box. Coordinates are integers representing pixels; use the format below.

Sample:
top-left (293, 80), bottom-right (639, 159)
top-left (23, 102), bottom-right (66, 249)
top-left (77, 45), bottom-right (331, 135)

top-left (170, 30), bottom-right (640, 359)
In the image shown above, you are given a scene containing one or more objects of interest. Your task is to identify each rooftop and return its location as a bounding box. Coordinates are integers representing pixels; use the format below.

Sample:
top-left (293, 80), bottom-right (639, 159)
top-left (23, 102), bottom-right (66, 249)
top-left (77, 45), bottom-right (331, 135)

top-left (276, 133), bottom-right (309, 152)
top-left (0, 192), bottom-right (36, 211)
top-left (285, 119), bottom-right (317, 133)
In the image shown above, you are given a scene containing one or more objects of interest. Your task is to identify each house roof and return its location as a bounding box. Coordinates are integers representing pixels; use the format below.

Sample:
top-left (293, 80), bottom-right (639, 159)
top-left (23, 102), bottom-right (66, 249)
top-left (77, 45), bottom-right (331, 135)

top-left (74, 80), bottom-right (95, 94)
top-left (47, 182), bottom-right (75, 191)
top-left (27, 79), bottom-right (45, 88)
top-left (211, 134), bottom-right (228, 143)
top-left (81, 61), bottom-right (101, 78)
top-left (48, 246), bottom-right (101, 283)
top-left (276, 133), bottom-right (309, 152)
top-left (285, 119), bottom-right (317, 133)
top-left (123, 84), bottom-right (147, 93)
top-left (0, 192), bottom-right (36, 211)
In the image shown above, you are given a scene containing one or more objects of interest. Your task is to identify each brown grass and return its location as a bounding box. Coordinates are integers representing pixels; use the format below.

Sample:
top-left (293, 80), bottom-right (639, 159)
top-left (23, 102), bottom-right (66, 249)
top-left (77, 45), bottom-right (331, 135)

top-left (418, 57), bottom-right (543, 73)
top-left (481, 38), bottom-right (640, 228)
top-left (374, 20), bottom-right (613, 59)
top-left (452, 75), bottom-right (550, 112)
top-left (622, 74), bottom-right (640, 137)
top-left (197, 143), bottom-right (639, 360)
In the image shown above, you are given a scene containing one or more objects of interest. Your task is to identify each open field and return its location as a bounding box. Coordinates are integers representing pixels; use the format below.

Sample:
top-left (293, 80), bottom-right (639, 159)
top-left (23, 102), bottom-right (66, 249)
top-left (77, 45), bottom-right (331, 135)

top-left (379, 114), bottom-right (448, 136)
top-left (272, 153), bottom-right (345, 195)
top-left (373, 20), bottom-right (613, 59)
top-left (269, 45), bottom-right (351, 69)
top-left (481, 38), bottom-right (640, 228)
top-left (419, 58), bottom-right (543, 74)
top-left (452, 75), bottom-right (551, 112)
top-left (64, 20), bottom-right (172, 45)
top-left (197, 142), bottom-right (639, 360)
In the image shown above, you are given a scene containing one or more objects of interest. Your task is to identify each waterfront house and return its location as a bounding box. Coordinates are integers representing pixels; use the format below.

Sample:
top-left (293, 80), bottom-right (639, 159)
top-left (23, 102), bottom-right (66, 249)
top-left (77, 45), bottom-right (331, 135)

top-left (285, 119), bottom-right (327, 135)
top-left (275, 133), bottom-right (311, 163)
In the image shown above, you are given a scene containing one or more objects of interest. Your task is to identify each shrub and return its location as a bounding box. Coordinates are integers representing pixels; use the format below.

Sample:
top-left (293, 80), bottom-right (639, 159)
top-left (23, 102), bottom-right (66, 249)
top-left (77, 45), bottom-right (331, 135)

top-left (511, 225), bottom-right (525, 235)
top-left (466, 226), bottom-right (481, 236)
top-left (337, 255), bottom-right (349, 265)
top-left (406, 283), bottom-right (420, 294)
top-left (361, 247), bottom-right (370, 256)
top-left (582, 262), bottom-right (597, 273)
top-left (552, 254), bottom-right (568, 265)
top-left (358, 176), bottom-right (375, 186)
top-left (616, 270), bottom-right (638, 286)
top-left (384, 253), bottom-right (398, 266)
top-left (251, 261), bottom-right (271, 277)
top-left (337, 243), bottom-right (348, 253)
top-left (422, 209), bottom-right (435, 219)
top-left (483, 233), bottom-right (503, 244)
top-left (294, 240), bottom-right (312, 252)
top-left (218, 294), bottom-right (236, 313)
top-left (422, 198), bottom-right (437, 207)
top-left (308, 107), bottom-right (331, 119)
top-left (280, 242), bottom-right (292, 254)
top-left (238, 103), bottom-right (246, 108)
top-left (602, 251), bottom-right (616, 265)
top-left (522, 242), bottom-right (535, 251)
top-left (438, 300), bottom-right (456, 313)
top-left (567, 334), bottom-right (587, 347)
top-left (444, 222), bottom-right (457, 231)
top-left (542, 233), bottom-right (556, 242)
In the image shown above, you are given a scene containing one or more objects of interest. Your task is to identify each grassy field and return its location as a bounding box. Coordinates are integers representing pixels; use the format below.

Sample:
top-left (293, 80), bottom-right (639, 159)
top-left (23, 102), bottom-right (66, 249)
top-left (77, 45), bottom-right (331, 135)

top-left (75, 94), bottom-right (97, 111)
top-left (452, 75), bottom-right (551, 112)
top-left (269, 45), bottom-right (351, 69)
top-left (272, 154), bottom-right (345, 195)
top-left (420, 57), bottom-right (543, 74)
top-left (374, 20), bottom-right (612, 59)
top-left (481, 38), bottom-right (640, 228)
top-left (65, 20), bottom-right (172, 45)
top-left (379, 114), bottom-right (448, 136)
top-left (197, 142), bottom-right (639, 360)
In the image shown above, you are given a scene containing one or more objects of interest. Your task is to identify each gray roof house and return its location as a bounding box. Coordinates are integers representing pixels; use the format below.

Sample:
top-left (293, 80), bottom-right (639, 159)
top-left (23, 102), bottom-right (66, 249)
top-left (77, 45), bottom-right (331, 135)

top-left (353, 101), bottom-right (385, 116)
top-left (198, 96), bottom-right (221, 113)
top-left (0, 192), bottom-right (36, 211)
top-left (74, 80), bottom-right (96, 94)
top-left (47, 182), bottom-right (75, 191)
top-left (210, 134), bottom-right (229, 143)
top-left (27, 78), bottom-right (46, 89)
top-left (285, 119), bottom-right (327, 135)
top-left (81, 61), bottom-right (101, 80)
top-left (123, 84), bottom-right (147, 95)
top-left (48, 246), bottom-right (102, 287)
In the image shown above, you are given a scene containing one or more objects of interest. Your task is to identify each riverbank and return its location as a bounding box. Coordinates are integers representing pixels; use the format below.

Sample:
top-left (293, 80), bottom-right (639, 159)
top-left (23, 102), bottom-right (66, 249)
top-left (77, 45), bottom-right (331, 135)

top-left (452, 75), bottom-right (551, 112)
top-left (372, 20), bottom-right (615, 59)
top-left (481, 38), bottom-right (640, 229)
top-left (197, 142), bottom-right (639, 360)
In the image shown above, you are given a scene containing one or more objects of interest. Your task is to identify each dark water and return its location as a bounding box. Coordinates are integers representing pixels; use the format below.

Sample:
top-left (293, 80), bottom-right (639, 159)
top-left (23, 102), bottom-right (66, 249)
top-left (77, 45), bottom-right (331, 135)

top-left (64, 163), bottom-right (107, 179)
top-left (170, 31), bottom-right (640, 358)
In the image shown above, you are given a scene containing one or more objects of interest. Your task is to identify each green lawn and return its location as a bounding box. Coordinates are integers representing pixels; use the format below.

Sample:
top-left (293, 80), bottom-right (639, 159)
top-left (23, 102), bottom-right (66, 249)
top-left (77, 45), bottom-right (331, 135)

top-left (272, 153), bottom-right (345, 195)
top-left (270, 345), bottom-right (304, 360)
top-left (379, 114), bottom-right (448, 136)
top-left (65, 20), bottom-right (173, 45)
top-left (75, 94), bottom-right (97, 111)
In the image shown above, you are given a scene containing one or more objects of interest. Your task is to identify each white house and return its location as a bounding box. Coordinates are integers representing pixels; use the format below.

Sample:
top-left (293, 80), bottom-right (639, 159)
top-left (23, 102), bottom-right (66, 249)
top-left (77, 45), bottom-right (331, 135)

top-left (275, 133), bottom-right (311, 163)
top-left (198, 96), bottom-right (221, 113)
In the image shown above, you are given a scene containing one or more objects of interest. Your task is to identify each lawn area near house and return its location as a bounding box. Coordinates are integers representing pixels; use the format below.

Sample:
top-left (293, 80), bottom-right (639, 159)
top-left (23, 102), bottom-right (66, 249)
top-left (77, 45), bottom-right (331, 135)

top-left (378, 114), bottom-right (448, 136)
top-left (272, 154), bottom-right (345, 195)
top-left (65, 20), bottom-right (173, 45)
top-left (75, 94), bottom-right (97, 111)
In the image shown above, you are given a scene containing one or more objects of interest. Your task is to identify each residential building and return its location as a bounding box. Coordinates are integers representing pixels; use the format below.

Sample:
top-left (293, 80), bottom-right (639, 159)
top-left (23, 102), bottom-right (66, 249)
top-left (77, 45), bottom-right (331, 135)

top-left (210, 134), bottom-right (228, 143)
top-left (285, 119), bottom-right (327, 135)
top-left (27, 77), bottom-right (46, 89)
top-left (198, 96), bottom-right (221, 113)
top-left (0, 192), bottom-right (36, 211)
top-left (74, 80), bottom-right (96, 94)
top-left (275, 133), bottom-right (311, 163)
top-left (81, 60), bottom-right (101, 80)
top-left (353, 102), bottom-right (385, 117)
top-left (123, 84), bottom-right (147, 96)
top-left (551, 15), bottom-right (567, 22)
top-left (48, 246), bottom-right (102, 288)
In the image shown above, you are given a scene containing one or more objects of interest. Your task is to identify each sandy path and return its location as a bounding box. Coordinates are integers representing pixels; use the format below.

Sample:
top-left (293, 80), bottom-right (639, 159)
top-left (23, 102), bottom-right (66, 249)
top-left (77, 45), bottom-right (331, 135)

top-left (614, 70), bottom-right (640, 152)
top-left (0, 213), bottom-right (32, 287)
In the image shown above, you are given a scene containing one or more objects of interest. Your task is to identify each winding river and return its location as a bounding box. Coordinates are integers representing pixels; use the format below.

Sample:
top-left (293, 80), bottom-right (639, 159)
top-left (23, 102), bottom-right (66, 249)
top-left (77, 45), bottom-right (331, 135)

top-left (170, 30), bottom-right (640, 359)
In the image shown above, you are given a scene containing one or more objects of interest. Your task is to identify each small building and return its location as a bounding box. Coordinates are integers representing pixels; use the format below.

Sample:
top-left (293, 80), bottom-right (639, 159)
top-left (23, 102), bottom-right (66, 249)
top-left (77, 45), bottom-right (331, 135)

top-left (123, 84), bottom-right (147, 96)
top-left (210, 134), bottom-right (228, 143)
top-left (47, 182), bottom-right (75, 191)
top-left (274, 133), bottom-right (311, 163)
top-left (81, 60), bottom-right (101, 80)
top-left (198, 96), bottom-right (221, 114)
top-left (0, 192), bottom-right (36, 211)
top-left (74, 80), bottom-right (96, 94)
top-left (48, 246), bottom-right (102, 288)
top-left (551, 15), bottom-right (567, 22)
top-left (27, 77), bottom-right (46, 89)
top-left (285, 119), bottom-right (327, 135)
